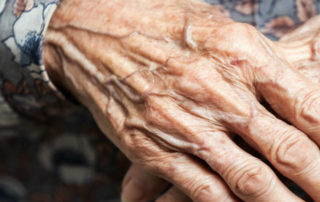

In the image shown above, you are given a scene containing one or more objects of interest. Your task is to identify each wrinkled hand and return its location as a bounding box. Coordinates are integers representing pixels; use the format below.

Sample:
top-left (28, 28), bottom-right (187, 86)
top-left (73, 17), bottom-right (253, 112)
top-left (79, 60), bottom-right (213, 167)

top-left (43, 0), bottom-right (320, 201)
top-left (121, 15), bottom-right (320, 202)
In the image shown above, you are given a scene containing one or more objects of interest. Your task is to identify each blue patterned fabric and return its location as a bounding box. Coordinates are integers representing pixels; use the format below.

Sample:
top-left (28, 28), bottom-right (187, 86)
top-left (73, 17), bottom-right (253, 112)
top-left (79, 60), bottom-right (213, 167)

top-left (0, 0), bottom-right (319, 201)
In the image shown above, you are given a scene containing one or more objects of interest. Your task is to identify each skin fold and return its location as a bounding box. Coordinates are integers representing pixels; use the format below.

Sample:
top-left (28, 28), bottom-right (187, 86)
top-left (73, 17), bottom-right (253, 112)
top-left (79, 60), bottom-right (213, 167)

top-left (42, 0), bottom-right (320, 201)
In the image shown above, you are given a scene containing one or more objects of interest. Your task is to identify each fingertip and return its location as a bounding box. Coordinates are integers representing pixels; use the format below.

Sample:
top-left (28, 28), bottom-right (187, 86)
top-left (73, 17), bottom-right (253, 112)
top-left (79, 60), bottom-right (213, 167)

top-left (121, 178), bottom-right (145, 202)
top-left (121, 164), bottom-right (168, 202)
top-left (156, 187), bottom-right (192, 202)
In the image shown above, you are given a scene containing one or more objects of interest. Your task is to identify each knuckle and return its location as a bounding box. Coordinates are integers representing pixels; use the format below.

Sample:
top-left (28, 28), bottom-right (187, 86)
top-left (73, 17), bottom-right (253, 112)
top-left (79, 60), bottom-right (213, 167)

top-left (227, 23), bottom-right (256, 42)
top-left (275, 134), bottom-right (315, 174)
top-left (194, 132), bottom-right (229, 161)
top-left (188, 177), bottom-right (231, 202)
top-left (231, 164), bottom-right (273, 197)
top-left (215, 22), bottom-right (260, 60)
top-left (296, 90), bottom-right (320, 125)
top-left (190, 184), bottom-right (216, 202)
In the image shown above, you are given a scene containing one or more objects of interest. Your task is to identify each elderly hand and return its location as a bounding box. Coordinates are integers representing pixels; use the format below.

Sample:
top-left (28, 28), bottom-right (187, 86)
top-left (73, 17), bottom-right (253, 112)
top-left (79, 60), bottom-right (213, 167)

top-left (120, 15), bottom-right (320, 202)
top-left (43, 0), bottom-right (320, 201)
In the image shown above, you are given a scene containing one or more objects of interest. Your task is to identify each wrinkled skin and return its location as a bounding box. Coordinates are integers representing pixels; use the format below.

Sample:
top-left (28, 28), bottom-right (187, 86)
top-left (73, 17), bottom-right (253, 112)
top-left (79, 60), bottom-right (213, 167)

top-left (43, 0), bottom-right (320, 201)
top-left (122, 14), bottom-right (320, 202)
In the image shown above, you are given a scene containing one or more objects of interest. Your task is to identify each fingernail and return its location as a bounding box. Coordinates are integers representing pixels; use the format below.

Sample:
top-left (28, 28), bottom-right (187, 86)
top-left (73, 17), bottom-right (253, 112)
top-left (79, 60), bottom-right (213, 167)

top-left (121, 178), bottom-right (144, 202)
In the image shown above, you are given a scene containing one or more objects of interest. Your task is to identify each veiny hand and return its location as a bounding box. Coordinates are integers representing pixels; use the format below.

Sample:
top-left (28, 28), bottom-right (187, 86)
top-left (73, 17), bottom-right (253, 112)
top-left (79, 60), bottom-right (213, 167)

top-left (43, 0), bottom-right (320, 201)
top-left (120, 15), bottom-right (320, 202)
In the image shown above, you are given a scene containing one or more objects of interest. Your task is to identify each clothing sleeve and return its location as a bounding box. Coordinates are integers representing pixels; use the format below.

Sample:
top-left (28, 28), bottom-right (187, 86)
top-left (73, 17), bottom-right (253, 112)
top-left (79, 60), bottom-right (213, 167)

top-left (0, 0), bottom-right (65, 119)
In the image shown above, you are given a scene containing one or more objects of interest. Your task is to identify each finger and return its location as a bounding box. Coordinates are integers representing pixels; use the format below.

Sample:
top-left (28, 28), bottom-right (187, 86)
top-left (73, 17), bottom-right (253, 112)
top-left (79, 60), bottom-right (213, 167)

top-left (145, 152), bottom-right (239, 202)
top-left (144, 82), bottom-right (301, 201)
top-left (121, 164), bottom-right (168, 202)
top-left (275, 26), bottom-right (320, 65)
top-left (229, 103), bottom-right (320, 200)
top-left (279, 15), bottom-right (320, 43)
top-left (112, 124), bottom-right (239, 202)
top-left (254, 57), bottom-right (320, 146)
top-left (156, 187), bottom-right (192, 202)
top-left (191, 131), bottom-right (301, 202)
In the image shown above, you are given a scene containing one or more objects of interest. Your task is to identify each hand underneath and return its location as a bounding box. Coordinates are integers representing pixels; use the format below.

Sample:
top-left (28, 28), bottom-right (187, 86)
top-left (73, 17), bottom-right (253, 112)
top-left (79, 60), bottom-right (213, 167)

top-left (43, 1), bottom-right (320, 201)
top-left (276, 15), bottom-right (320, 83)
